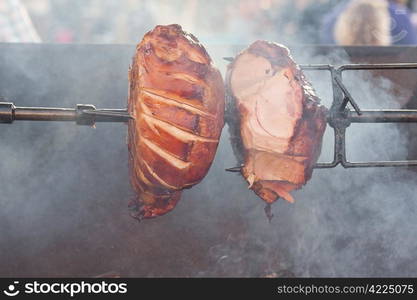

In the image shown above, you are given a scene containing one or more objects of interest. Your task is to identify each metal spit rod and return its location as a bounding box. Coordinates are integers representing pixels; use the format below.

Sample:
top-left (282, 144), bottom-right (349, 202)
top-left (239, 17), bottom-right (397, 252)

top-left (223, 61), bottom-right (417, 170)
top-left (4, 61), bottom-right (417, 168)
top-left (3, 103), bottom-right (415, 123)
top-left (0, 102), bottom-right (132, 125)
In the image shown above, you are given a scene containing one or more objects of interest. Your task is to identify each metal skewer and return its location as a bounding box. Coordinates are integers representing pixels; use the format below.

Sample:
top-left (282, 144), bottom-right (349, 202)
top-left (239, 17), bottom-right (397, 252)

top-left (0, 102), bottom-right (133, 126)
top-left (4, 61), bottom-right (417, 169)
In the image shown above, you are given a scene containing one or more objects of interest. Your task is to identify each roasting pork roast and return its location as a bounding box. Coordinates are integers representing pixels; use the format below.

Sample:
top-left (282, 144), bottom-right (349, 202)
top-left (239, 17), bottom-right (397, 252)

top-left (128, 24), bottom-right (225, 219)
top-left (226, 41), bottom-right (327, 208)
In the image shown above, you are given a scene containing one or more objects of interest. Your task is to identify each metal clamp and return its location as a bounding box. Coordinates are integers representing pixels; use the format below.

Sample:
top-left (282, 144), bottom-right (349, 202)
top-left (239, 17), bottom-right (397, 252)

top-left (0, 102), bottom-right (15, 123)
top-left (76, 104), bottom-right (96, 126)
top-left (303, 63), bottom-right (417, 168)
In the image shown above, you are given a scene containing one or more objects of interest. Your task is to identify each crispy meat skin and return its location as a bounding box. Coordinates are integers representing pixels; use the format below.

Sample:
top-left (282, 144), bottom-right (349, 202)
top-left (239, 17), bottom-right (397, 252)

top-left (227, 41), bottom-right (327, 204)
top-left (128, 24), bottom-right (225, 219)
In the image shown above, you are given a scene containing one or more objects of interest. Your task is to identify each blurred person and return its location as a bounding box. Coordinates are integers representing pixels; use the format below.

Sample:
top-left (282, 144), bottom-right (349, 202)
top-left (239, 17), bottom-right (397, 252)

top-left (321, 0), bottom-right (417, 45)
top-left (408, 0), bottom-right (417, 31)
top-left (0, 0), bottom-right (41, 42)
top-left (388, 0), bottom-right (417, 44)
top-left (334, 0), bottom-right (391, 45)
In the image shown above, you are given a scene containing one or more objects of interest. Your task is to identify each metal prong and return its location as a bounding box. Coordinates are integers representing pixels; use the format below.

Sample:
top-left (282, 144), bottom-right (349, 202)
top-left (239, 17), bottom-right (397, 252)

top-left (223, 57), bottom-right (234, 62)
top-left (300, 64), bottom-right (332, 70)
top-left (225, 166), bottom-right (242, 172)
top-left (334, 75), bottom-right (362, 115)
top-left (82, 109), bottom-right (134, 120)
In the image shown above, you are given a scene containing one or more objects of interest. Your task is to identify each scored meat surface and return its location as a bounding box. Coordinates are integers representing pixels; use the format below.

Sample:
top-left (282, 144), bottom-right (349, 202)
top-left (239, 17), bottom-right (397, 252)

top-left (226, 41), bottom-right (327, 206)
top-left (128, 24), bottom-right (225, 219)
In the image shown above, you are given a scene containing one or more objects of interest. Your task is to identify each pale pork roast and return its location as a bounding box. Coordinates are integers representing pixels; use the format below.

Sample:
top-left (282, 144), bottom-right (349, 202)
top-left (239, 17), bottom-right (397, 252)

top-left (128, 24), bottom-right (225, 219)
top-left (226, 41), bottom-right (327, 208)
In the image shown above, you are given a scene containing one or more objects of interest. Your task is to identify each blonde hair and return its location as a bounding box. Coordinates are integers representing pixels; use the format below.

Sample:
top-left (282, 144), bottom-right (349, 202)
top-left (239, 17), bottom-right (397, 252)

top-left (334, 0), bottom-right (391, 46)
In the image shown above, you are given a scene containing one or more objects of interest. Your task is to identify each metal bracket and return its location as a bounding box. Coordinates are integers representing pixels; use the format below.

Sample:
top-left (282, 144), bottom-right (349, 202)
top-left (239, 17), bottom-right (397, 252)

top-left (76, 104), bottom-right (96, 126)
top-left (224, 62), bottom-right (417, 171)
top-left (302, 63), bottom-right (417, 168)
top-left (0, 102), bottom-right (15, 123)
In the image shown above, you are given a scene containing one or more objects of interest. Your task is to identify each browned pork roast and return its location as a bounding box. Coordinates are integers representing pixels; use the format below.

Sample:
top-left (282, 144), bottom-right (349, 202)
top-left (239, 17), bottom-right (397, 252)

top-left (226, 41), bottom-right (327, 209)
top-left (128, 24), bottom-right (225, 219)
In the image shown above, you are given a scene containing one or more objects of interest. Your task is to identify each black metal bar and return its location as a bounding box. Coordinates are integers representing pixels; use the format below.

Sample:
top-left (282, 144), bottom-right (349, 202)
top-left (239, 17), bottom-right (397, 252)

top-left (343, 161), bottom-right (417, 168)
top-left (300, 64), bottom-right (332, 70)
top-left (339, 63), bottom-right (417, 71)
top-left (300, 63), bottom-right (417, 71)
top-left (314, 162), bottom-right (338, 169)
top-left (314, 160), bottom-right (417, 169)
top-left (224, 160), bottom-right (417, 170)
top-left (348, 109), bottom-right (417, 123)
top-left (333, 75), bottom-right (362, 115)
